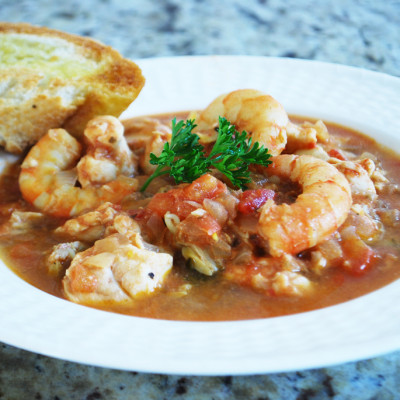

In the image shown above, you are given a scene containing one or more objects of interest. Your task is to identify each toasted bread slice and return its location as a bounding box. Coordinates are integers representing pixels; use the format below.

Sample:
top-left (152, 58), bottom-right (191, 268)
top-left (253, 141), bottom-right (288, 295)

top-left (0, 23), bottom-right (145, 153)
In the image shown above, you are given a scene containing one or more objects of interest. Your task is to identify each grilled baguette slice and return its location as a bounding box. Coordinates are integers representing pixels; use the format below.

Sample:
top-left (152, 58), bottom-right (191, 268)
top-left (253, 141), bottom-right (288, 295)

top-left (0, 23), bottom-right (145, 153)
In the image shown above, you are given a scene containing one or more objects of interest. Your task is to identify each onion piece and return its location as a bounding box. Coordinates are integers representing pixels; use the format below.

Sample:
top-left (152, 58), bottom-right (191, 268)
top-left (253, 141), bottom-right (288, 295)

top-left (203, 198), bottom-right (228, 225)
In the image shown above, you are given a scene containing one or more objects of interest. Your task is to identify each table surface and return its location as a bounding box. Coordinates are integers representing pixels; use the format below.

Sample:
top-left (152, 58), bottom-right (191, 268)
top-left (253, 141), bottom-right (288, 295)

top-left (1, 0), bottom-right (400, 398)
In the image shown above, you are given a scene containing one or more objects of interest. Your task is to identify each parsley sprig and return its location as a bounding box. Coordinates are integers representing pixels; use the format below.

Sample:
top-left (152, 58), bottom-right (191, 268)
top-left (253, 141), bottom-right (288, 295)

top-left (140, 116), bottom-right (272, 191)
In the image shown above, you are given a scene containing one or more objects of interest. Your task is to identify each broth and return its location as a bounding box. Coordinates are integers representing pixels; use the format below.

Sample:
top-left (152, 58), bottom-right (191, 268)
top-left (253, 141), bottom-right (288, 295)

top-left (1, 114), bottom-right (400, 321)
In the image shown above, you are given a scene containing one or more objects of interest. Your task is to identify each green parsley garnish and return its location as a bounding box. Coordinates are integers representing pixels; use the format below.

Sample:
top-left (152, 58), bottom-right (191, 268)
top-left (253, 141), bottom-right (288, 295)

top-left (140, 116), bottom-right (272, 191)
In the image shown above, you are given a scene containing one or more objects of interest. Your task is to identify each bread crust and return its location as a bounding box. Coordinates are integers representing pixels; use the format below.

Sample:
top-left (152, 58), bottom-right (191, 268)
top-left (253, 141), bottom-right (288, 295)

top-left (0, 23), bottom-right (145, 153)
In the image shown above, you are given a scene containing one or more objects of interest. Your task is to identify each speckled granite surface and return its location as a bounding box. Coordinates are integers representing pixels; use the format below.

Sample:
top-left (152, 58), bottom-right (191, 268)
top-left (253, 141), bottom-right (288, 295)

top-left (1, 0), bottom-right (399, 76)
top-left (1, 0), bottom-right (400, 399)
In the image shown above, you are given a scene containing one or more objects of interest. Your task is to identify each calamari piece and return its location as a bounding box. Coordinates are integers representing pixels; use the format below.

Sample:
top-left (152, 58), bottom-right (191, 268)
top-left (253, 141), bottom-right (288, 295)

top-left (47, 241), bottom-right (88, 276)
top-left (286, 120), bottom-right (329, 153)
top-left (63, 234), bottom-right (173, 304)
top-left (295, 144), bottom-right (330, 161)
top-left (55, 202), bottom-right (120, 242)
top-left (225, 254), bottom-right (313, 297)
top-left (271, 271), bottom-right (312, 296)
top-left (55, 202), bottom-right (144, 247)
top-left (0, 210), bottom-right (45, 236)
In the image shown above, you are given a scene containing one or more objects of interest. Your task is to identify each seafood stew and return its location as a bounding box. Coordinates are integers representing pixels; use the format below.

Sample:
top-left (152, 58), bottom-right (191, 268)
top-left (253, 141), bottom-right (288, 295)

top-left (1, 89), bottom-right (400, 321)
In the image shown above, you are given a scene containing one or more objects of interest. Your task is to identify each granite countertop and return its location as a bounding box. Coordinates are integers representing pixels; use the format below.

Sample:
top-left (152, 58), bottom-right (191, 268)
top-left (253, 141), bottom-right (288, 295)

top-left (1, 0), bottom-right (400, 398)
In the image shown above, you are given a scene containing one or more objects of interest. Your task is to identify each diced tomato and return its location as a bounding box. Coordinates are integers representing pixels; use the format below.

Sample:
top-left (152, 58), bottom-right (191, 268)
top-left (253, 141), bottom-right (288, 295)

top-left (193, 213), bottom-right (221, 236)
top-left (146, 189), bottom-right (194, 219)
top-left (182, 174), bottom-right (227, 203)
top-left (340, 238), bottom-right (376, 275)
top-left (176, 213), bottom-right (221, 246)
top-left (147, 174), bottom-right (227, 219)
top-left (238, 189), bottom-right (275, 214)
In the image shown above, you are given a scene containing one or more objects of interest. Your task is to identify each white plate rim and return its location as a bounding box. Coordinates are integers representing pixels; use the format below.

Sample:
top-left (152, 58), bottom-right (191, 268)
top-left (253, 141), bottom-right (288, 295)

top-left (1, 55), bottom-right (400, 375)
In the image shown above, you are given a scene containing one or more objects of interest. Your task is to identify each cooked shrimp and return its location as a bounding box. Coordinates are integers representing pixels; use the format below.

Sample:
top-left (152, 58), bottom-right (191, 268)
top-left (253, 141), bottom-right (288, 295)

top-left (77, 116), bottom-right (137, 187)
top-left (63, 233), bottom-right (173, 304)
top-left (195, 89), bottom-right (288, 156)
top-left (258, 154), bottom-right (352, 257)
top-left (55, 202), bottom-right (142, 243)
top-left (19, 125), bottom-right (138, 218)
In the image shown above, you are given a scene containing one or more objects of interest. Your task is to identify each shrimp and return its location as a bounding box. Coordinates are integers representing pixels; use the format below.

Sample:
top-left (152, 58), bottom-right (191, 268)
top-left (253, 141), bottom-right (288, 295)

top-left (258, 154), bottom-right (352, 257)
top-left (19, 117), bottom-right (138, 218)
top-left (195, 89), bottom-right (288, 156)
top-left (77, 116), bottom-right (137, 187)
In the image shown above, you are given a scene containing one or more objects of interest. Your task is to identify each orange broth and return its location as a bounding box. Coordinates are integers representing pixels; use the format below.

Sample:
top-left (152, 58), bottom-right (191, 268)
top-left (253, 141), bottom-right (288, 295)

top-left (0, 114), bottom-right (400, 321)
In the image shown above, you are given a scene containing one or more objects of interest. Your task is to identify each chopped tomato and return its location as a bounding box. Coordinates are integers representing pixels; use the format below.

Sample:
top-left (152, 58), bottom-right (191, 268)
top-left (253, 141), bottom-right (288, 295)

top-left (176, 213), bottom-right (221, 246)
top-left (146, 189), bottom-right (195, 219)
top-left (340, 237), bottom-right (376, 275)
top-left (147, 174), bottom-right (227, 219)
top-left (182, 174), bottom-right (227, 203)
top-left (238, 189), bottom-right (275, 214)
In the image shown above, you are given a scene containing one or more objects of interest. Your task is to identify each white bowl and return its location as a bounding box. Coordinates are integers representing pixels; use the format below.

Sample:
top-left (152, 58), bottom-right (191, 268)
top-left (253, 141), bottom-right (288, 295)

top-left (1, 56), bottom-right (400, 375)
